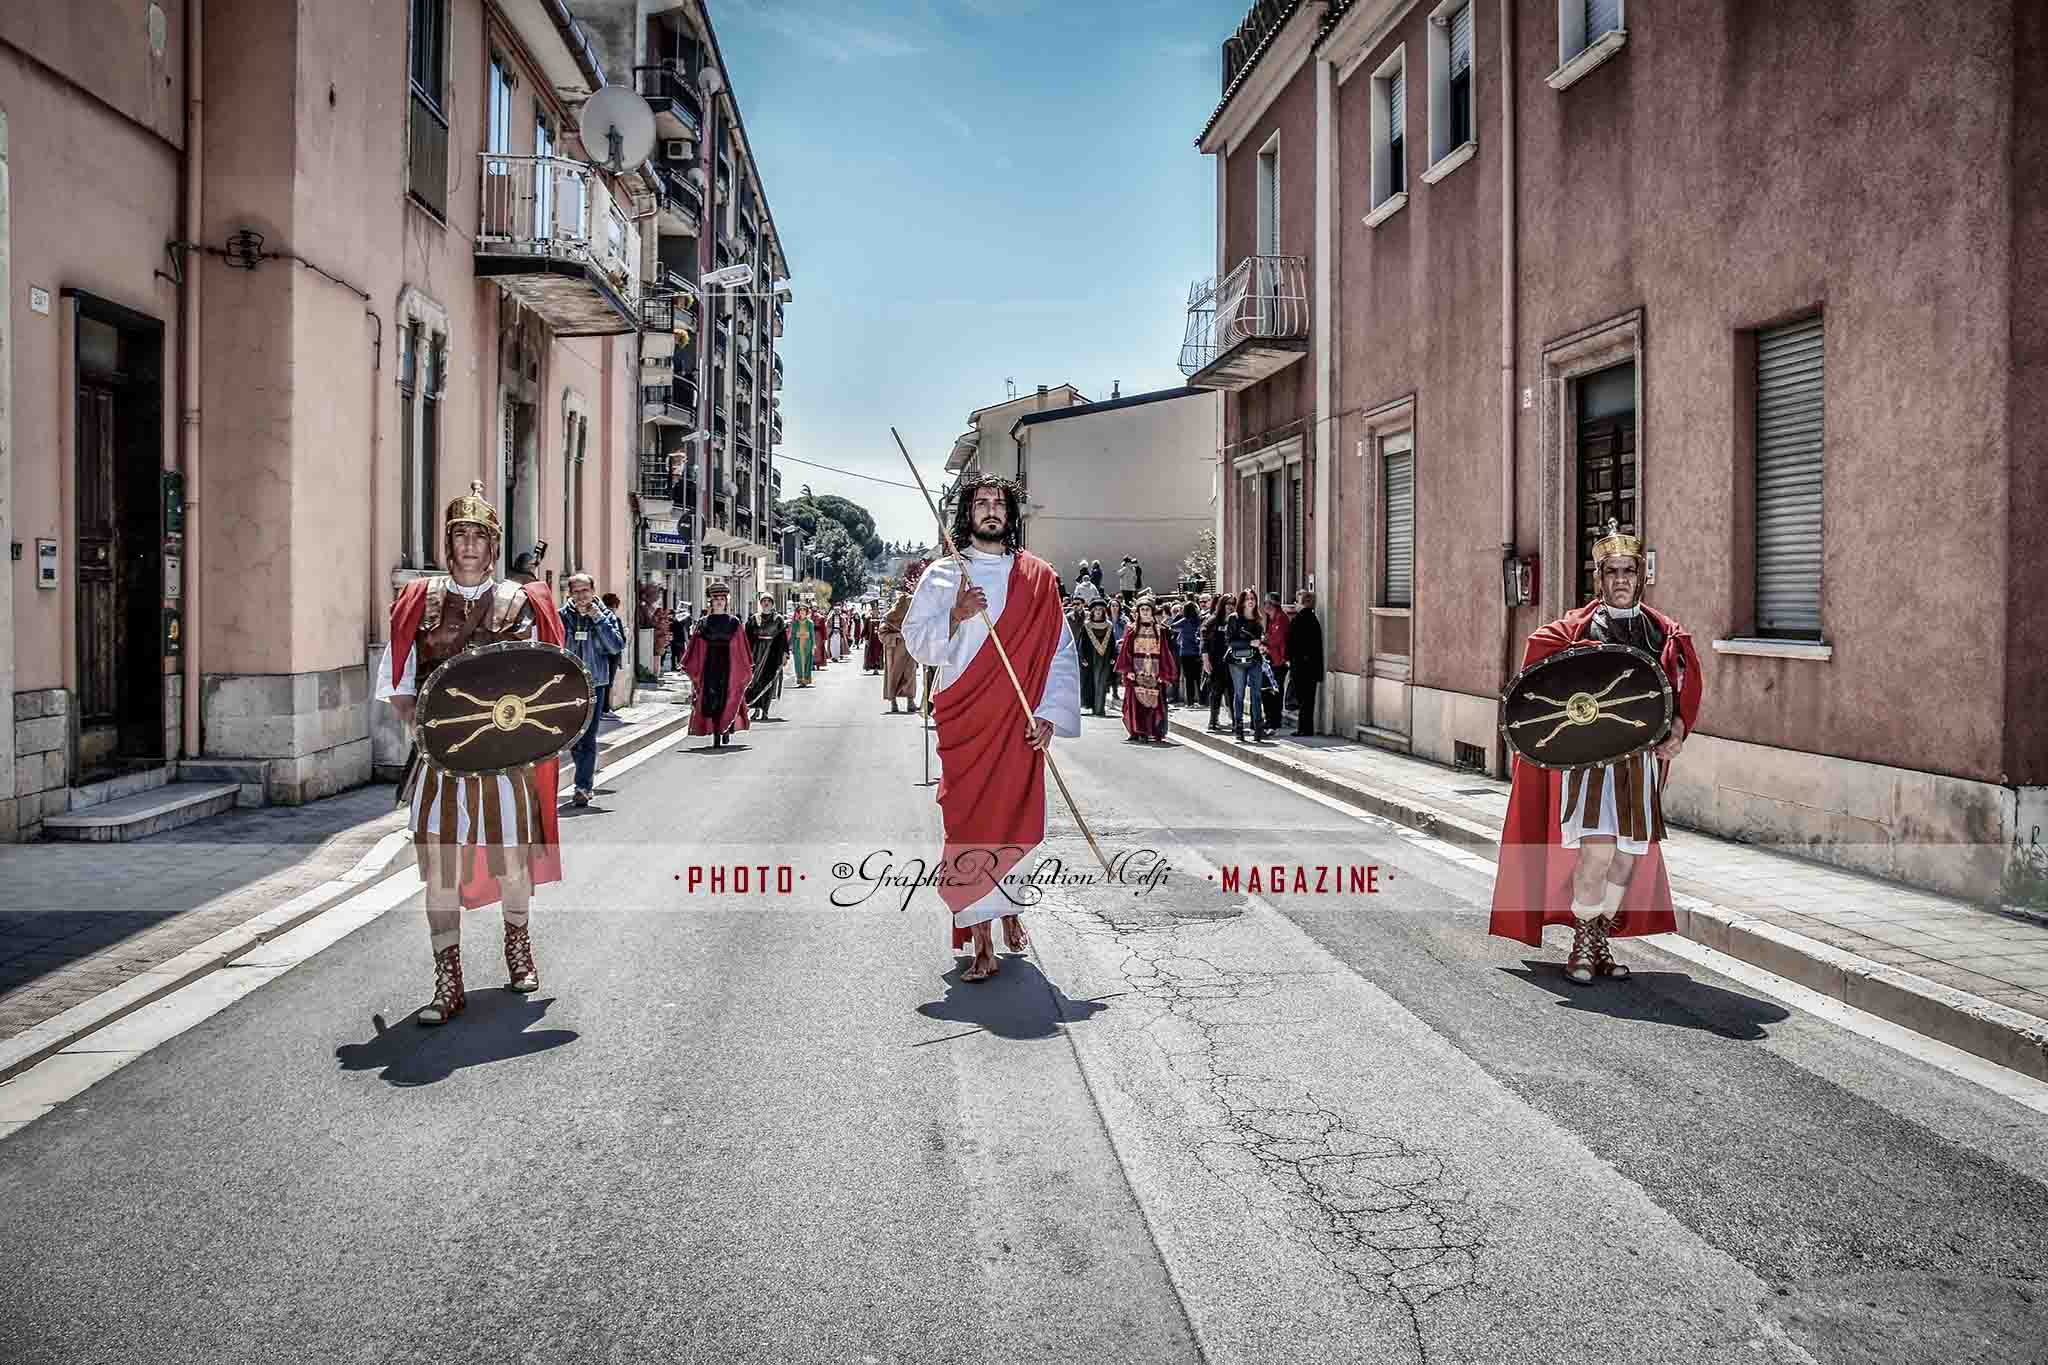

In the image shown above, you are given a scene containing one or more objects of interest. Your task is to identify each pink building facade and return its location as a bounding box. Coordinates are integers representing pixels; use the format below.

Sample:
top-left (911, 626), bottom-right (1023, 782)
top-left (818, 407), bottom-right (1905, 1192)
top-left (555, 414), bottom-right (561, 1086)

top-left (1188, 0), bottom-right (2048, 902)
top-left (0, 0), bottom-right (667, 833)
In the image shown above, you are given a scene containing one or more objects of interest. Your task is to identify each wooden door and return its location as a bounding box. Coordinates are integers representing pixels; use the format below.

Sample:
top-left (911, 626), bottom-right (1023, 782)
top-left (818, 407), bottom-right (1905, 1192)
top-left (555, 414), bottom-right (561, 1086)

top-left (1576, 414), bottom-right (1637, 602)
top-left (76, 385), bottom-right (119, 732)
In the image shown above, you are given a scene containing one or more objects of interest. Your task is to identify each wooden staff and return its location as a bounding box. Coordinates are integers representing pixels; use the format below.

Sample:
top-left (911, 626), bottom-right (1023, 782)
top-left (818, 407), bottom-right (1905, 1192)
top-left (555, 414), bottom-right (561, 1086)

top-left (892, 427), bottom-right (1112, 877)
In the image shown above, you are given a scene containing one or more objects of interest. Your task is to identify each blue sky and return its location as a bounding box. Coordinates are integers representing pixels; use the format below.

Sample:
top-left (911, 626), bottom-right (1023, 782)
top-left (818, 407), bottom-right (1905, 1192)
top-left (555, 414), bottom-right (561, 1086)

top-left (712, 0), bottom-right (1251, 546)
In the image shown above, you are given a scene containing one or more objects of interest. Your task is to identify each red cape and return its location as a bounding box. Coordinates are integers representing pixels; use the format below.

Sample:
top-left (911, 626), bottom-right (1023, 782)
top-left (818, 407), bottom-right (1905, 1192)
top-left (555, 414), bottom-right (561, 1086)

top-left (1116, 627), bottom-right (1177, 735)
top-left (681, 620), bottom-right (754, 736)
top-left (933, 552), bottom-right (1063, 949)
top-left (1488, 600), bottom-right (1705, 946)
top-left (389, 577), bottom-right (567, 911)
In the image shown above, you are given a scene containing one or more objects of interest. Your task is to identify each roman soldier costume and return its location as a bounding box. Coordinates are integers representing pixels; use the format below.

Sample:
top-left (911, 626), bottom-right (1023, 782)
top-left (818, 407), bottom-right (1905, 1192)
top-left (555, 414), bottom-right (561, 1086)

top-left (682, 582), bottom-right (753, 748)
top-left (745, 596), bottom-right (791, 721)
top-left (377, 481), bottom-right (567, 1025)
top-left (1490, 521), bottom-right (1705, 984)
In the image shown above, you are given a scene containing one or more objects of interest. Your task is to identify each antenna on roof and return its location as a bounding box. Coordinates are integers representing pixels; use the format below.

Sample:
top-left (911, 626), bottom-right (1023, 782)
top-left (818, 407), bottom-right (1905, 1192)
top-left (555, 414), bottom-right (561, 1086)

top-left (1005, 377), bottom-right (1017, 400)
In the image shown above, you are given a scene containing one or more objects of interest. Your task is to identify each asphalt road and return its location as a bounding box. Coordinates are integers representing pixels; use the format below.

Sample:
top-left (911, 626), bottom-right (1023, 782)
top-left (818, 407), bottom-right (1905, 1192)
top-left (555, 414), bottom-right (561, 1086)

top-left (2, 661), bottom-right (2045, 1365)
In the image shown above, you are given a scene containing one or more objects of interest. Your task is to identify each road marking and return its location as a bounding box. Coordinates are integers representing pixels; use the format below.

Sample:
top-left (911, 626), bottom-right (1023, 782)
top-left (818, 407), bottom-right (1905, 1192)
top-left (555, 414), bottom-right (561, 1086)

top-left (1174, 729), bottom-right (2048, 1113)
top-left (0, 722), bottom-right (690, 1142)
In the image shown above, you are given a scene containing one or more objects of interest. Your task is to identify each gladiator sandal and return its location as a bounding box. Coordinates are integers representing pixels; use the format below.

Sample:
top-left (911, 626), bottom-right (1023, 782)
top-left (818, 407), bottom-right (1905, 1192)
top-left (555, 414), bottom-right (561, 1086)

top-left (1564, 920), bottom-right (1598, 987)
top-left (419, 945), bottom-right (467, 1025)
top-left (504, 923), bottom-right (540, 993)
top-left (1590, 916), bottom-right (1631, 980)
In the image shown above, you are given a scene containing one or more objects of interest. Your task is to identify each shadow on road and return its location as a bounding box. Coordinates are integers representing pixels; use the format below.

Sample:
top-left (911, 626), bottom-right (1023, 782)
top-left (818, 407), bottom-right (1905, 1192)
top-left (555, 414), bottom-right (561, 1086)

top-left (335, 991), bottom-right (579, 1086)
top-left (915, 955), bottom-right (1111, 1042)
top-left (1502, 962), bottom-right (1792, 1040)
top-left (676, 743), bottom-right (754, 756)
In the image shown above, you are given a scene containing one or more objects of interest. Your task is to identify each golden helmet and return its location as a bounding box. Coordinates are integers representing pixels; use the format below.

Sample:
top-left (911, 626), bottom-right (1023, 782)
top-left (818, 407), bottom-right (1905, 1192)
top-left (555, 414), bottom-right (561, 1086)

top-left (1590, 517), bottom-right (1643, 568)
top-left (445, 480), bottom-right (503, 540)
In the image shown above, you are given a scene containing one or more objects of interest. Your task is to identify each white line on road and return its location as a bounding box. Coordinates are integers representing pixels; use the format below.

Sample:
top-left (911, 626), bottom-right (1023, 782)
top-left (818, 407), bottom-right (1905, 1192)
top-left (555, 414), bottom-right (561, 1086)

top-left (0, 725), bottom-right (689, 1142)
top-left (1173, 729), bottom-right (2048, 1115)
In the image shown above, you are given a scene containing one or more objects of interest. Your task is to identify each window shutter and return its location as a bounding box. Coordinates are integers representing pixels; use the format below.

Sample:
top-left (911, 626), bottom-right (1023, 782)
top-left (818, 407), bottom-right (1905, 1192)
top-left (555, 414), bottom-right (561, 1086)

top-left (1587, 0), bottom-right (1623, 42)
top-left (1389, 66), bottom-right (1405, 143)
top-left (1755, 315), bottom-right (1824, 637)
top-left (1450, 4), bottom-right (1472, 76)
top-left (1382, 448), bottom-right (1414, 608)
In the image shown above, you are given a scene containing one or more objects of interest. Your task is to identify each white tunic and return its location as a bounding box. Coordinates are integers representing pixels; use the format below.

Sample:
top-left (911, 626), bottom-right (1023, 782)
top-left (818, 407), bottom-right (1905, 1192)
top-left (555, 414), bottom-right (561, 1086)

top-left (375, 578), bottom-right (537, 844)
top-left (902, 548), bottom-right (1082, 932)
top-left (1556, 603), bottom-right (1660, 856)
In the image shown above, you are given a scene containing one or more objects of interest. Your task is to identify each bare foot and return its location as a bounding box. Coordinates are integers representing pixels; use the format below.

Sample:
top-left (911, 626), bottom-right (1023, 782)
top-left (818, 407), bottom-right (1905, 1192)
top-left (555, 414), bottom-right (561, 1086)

top-left (1001, 915), bottom-right (1029, 953)
top-left (963, 923), bottom-right (1000, 981)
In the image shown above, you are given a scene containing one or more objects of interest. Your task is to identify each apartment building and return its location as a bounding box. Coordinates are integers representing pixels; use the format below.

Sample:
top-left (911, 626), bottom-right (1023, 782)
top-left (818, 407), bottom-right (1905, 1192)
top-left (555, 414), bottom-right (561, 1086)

top-left (0, 0), bottom-right (652, 834)
top-left (1186, 0), bottom-right (2048, 901)
top-left (582, 0), bottom-right (792, 619)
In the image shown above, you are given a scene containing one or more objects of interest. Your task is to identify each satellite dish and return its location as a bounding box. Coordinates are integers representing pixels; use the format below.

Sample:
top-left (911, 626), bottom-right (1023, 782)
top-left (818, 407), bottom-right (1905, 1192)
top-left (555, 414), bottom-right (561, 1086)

top-left (578, 86), bottom-right (656, 172)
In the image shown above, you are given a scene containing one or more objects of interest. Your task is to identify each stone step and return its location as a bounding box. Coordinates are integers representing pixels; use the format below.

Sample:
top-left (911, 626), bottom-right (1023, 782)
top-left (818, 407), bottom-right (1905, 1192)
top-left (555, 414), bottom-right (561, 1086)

top-left (68, 765), bottom-right (173, 811)
top-left (40, 783), bottom-right (241, 843)
top-left (1354, 723), bottom-right (1412, 755)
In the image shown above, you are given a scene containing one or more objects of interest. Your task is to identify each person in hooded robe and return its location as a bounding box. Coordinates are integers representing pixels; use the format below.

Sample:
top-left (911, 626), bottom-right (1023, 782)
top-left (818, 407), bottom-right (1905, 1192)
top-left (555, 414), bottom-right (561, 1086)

top-left (745, 592), bottom-right (791, 721)
top-left (1076, 600), bottom-right (1117, 717)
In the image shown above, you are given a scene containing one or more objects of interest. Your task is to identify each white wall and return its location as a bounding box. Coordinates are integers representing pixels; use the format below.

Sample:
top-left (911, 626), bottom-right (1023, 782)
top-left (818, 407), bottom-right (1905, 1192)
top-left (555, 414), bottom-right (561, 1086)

top-left (1019, 390), bottom-right (1220, 589)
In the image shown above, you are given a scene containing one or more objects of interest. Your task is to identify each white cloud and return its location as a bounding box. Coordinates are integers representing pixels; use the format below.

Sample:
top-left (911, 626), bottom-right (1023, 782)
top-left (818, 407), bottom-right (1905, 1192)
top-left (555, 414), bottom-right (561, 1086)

top-left (734, 1), bottom-right (926, 63)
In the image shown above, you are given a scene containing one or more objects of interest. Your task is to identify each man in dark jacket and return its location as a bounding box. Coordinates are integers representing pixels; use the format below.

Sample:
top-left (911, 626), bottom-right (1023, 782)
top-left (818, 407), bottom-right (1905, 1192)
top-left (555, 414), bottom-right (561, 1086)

top-left (560, 573), bottom-right (628, 804)
top-left (1285, 590), bottom-right (1325, 737)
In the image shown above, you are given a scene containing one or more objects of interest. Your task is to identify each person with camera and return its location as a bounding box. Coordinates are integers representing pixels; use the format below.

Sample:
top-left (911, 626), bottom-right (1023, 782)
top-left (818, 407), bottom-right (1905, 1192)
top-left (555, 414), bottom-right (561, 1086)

top-left (560, 573), bottom-right (627, 806)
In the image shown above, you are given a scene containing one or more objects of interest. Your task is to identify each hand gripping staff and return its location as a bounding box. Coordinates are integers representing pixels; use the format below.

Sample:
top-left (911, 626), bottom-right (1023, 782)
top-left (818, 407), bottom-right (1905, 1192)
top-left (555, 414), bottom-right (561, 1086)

top-left (892, 427), bottom-right (1113, 879)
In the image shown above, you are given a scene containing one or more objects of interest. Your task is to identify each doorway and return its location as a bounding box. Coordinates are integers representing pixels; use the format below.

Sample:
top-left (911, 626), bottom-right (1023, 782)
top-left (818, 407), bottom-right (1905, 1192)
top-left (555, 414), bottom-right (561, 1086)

top-left (1575, 361), bottom-right (1637, 602)
top-left (71, 298), bottom-right (165, 781)
top-left (502, 397), bottom-right (540, 575)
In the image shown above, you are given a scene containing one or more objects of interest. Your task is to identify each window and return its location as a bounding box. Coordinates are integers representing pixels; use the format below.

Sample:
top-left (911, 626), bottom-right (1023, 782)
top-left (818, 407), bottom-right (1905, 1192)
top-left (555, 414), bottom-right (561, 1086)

top-left (399, 324), bottom-right (418, 565)
top-left (1381, 435), bottom-right (1414, 608)
top-left (487, 56), bottom-right (514, 163)
top-left (1256, 136), bottom-right (1279, 255)
top-left (1552, 0), bottom-right (1626, 88)
top-left (534, 111), bottom-right (556, 241)
top-left (1368, 48), bottom-right (1409, 219)
top-left (397, 292), bottom-right (449, 569)
top-left (563, 415), bottom-right (588, 574)
top-left (406, 0), bottom-right (449, 217)
top-left (1754, 314), bottom-right (1824, 638)
top-left (1426, 2), bottom-right (1476, 172)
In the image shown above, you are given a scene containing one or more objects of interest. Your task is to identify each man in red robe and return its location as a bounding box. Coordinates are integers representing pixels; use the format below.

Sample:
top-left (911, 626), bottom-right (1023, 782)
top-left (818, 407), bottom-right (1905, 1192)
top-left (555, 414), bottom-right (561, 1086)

top-left (378, 481), bottom-right (567, 1024)
top-left (1490, 521), bottom-right (1704, 984)
top-left (681, 581), bottom-right (753, 749)
top-left (1116, 594), bottom-right (1177, 742)
top-left (902, 474), bottom-right (1081, 982)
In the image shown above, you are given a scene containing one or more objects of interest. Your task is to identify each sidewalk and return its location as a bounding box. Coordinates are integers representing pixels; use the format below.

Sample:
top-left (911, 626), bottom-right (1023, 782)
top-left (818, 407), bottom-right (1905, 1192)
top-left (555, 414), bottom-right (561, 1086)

top-left (0, 678), bottom-right (694, 1076)
top-left (1166, 711), bottom-right (2048, 1081)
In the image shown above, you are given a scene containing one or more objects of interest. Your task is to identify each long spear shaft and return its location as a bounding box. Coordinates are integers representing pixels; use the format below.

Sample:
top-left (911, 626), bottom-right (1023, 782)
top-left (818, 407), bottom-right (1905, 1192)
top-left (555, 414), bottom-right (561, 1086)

top-left (891, 427), bottom-right (1112, 878)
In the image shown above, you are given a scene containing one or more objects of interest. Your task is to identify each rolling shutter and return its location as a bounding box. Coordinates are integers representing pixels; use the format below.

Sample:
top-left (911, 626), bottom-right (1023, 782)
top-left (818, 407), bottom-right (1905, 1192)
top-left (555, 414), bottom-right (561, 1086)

top-left (1382, 446), bottom-right (1414, 608)
top-left (1450, 4), bottom-right (1472, 76)
top-left (1587, 0), bottom-right (1623, 41)
top-left (1755, 315), bottom-right (1824, 637)
top-left (1389, 65), bottom-right (1405, 144)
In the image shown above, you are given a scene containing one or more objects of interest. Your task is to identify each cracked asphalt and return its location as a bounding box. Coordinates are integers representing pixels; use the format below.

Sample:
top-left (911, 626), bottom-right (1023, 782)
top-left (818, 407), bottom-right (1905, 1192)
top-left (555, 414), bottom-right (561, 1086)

top-left (2, 665), bottom-right (2045, 1364)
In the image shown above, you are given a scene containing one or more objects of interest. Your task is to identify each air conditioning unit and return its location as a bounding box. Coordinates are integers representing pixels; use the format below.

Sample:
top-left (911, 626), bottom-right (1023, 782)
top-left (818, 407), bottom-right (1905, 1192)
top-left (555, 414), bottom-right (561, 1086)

top-left (664, 138), bottom-right (692, 162)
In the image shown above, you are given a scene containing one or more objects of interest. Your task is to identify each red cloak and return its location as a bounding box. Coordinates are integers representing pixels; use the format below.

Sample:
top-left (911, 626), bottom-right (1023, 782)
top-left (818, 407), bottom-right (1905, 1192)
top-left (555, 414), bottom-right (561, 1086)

top-left (1116, 626), bottom-right (1177, 738)
top-left (681, 619), bottom-right (754, 736)
top-left (388, 577), bottom-right (567, 910)
top-left (1488, 600), bottom-right (1705, 946)
top-left (933, 552), bottom-right (1063, 949)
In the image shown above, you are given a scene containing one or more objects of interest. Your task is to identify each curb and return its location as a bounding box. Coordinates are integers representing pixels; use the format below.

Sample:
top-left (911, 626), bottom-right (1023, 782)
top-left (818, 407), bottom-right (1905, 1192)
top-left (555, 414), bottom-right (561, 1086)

top-left (0, 705), bottom-right (695, 1084)
top-left (1167, 717), bottom-right (2048, 1084)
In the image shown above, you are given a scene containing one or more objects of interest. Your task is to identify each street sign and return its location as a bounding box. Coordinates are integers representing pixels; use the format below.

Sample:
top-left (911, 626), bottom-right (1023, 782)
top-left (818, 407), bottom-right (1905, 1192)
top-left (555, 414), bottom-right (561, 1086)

top-left (767, 565), bottom-right (791, 582)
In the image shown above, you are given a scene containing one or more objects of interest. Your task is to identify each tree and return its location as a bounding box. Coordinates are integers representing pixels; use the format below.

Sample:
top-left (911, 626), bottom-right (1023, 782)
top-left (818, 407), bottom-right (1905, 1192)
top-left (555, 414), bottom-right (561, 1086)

top-left (813, 494), bottom-right (875, 548)
top-left (1182, 528), bottom-right (1218, 589)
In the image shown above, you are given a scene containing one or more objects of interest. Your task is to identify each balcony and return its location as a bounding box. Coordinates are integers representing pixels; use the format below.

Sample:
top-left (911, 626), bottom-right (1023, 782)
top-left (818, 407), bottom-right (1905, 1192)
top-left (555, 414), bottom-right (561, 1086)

top-left (651, 162), bottom-right (702, 238)
top-left (634, 65), bottom-right (704, 142)
top-left (475, 154), bottom-right (638, 336)
top-left (641, 378), bottom-right (696, 426)
top-left (770, 410), bottom-right (783, 445)
top-left (638, 452), bottom-right (675, 505)
top-left (774, 303), bottom-right (785, 337)
top-left (1178, 254), bottom-right (1309, 390)
top-left (772, 353), bottom-right (784, 391)
top-left (639, 289), bottom-right (698, 363)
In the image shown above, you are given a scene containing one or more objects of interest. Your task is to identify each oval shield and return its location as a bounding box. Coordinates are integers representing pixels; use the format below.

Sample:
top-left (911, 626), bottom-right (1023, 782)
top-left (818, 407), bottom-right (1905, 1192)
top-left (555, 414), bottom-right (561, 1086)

top-left (1499, 642), bottom-right (1673, 771)
top-left (415, 641), bottom-right (596, 777)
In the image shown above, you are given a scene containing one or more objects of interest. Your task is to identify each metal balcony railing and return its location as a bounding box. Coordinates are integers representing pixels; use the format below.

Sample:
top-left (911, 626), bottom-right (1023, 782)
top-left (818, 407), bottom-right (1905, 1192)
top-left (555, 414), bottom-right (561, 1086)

top-left (477, 154), bottom-right (636, 299)
top-left (651, 162), bottom-right (704, 227)
top-left (633, 65), bottom-right (704, 137)
top-left (638, 453), bottom-right (675, 501)
top-left (640, 290), bottom-right (698, 334)
top-left (1177, 254), bottom-right (1308, 377)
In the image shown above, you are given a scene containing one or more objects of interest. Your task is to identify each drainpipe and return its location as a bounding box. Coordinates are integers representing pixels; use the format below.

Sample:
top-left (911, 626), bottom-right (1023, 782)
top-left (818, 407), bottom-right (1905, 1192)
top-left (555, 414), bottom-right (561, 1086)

top-left (180, 0), bottom-right (203, 760)
top-left (1498, 0), bottom-right (1518, 759)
